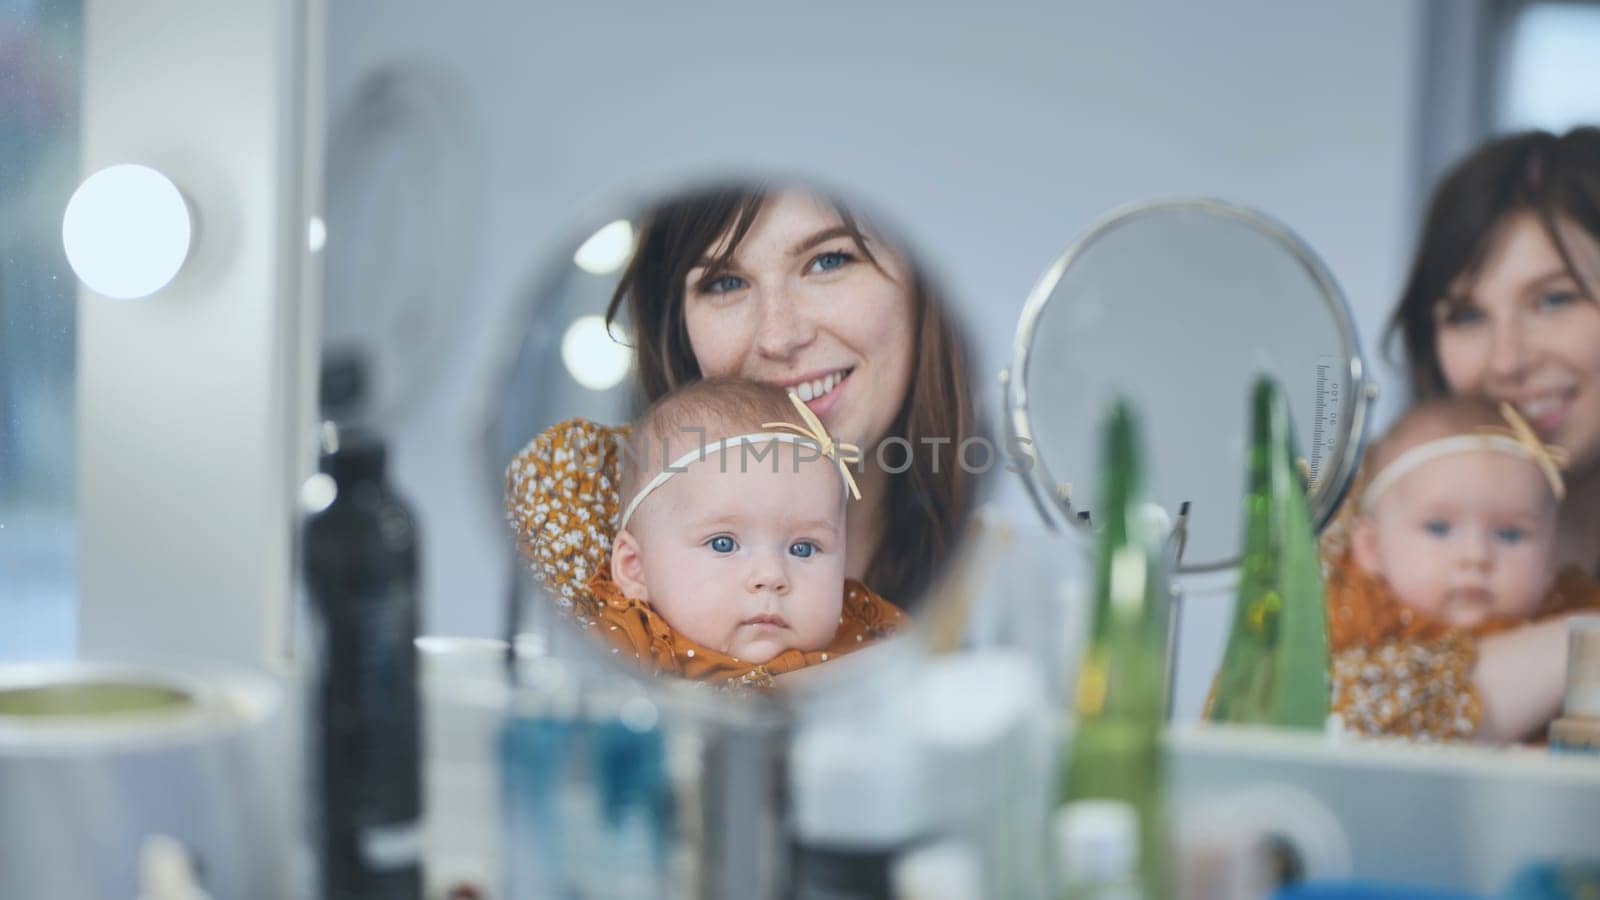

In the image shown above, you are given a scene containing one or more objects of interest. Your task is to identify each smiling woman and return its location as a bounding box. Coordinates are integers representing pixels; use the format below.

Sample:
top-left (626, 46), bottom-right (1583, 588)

top-left (1323, 127), bottom-right (1600, 744)
top-left (613, 187), bottom-right (950, 595)
top-left (504, 180), bottom-right (979, 680)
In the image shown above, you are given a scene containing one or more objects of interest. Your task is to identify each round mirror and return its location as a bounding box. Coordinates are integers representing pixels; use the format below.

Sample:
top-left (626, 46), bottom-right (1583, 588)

top-left (322, 65), bottom-right (483, 428)
top-left (483, 177), bottom-right (986, 692)
top-left (1006, 199), bottom-right (1369, 572)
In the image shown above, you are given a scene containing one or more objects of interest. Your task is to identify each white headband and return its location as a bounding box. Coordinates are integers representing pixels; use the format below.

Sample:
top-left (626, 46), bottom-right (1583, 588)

top-left (617, 391), bottom-right (863, 531)
top-left (1361, 403), bottom-right (1569, 510)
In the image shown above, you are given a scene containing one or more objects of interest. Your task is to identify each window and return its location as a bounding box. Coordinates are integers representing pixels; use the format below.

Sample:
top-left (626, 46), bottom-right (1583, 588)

top-left (0, 0), bottom-right (83, 661)
top-left (1496, 1), bottom-right (1600, 130)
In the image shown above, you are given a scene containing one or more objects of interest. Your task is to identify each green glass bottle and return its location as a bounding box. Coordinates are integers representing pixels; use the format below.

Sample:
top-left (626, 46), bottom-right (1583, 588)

top-left (1207, 375), bottom-right (1330, 730)
top-left (1059, 399), bottom-right (1169, 896)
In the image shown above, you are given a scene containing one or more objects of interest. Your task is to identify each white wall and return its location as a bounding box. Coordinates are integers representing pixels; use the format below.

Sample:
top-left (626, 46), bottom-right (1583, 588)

top-left (77, 0), bottom-right (322, 667)
top-left (325, 1), bottom-right (1426, 713)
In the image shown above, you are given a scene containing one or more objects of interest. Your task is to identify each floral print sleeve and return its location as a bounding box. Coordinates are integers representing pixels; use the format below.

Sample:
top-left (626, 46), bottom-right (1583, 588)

top-left (1330, 633), bottom-right (1481, 740)
top-left (503, 418), bottom-right (627, 626)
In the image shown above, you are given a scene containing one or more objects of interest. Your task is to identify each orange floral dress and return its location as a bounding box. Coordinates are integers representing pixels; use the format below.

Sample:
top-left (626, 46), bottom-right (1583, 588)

top-left (505, 418), bottom-right (907, 689)
top-left (1324, 549), bottom-right (1600, 740)
top-left (1321, 493), bottom-right (1600, 740)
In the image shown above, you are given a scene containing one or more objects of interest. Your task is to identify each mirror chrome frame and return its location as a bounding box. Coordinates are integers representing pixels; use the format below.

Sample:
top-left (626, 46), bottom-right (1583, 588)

top-left (1004, 197), bottom-right (1370, 573)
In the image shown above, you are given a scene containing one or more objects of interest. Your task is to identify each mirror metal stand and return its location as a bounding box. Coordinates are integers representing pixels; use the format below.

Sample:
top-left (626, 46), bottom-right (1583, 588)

top-left (1163, 501), bottom-right (1191, 720)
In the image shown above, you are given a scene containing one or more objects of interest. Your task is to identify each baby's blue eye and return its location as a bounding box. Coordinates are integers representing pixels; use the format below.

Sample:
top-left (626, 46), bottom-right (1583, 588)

top-left (789, 541), bottom-right (818, 559)
top-left (1494, 526), bottom-right (1526, 545)
top-left (707, 535), bottom-right (738, 554)
top-left (1424, 520), bottom-right (1451, 538)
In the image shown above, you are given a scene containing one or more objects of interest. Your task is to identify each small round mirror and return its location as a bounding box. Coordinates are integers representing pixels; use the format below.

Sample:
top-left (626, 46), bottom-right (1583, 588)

top-left (483, 178), bottom-right (986, 690)
top-left (1006, 199), bottom-right (1369, 572)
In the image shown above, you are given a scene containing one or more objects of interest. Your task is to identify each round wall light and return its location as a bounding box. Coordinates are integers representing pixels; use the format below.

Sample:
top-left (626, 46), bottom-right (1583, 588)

top-left (561, 314), bottom-right (632, 391)
top-left (572, 219), bottom-right (635, 275)
top-left (62, 163), bottom-right (193, 300)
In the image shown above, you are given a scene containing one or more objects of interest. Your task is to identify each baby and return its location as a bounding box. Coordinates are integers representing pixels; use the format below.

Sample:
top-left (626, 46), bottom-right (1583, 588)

top-left (1350, 397), bottom-right (1564, 630)
top-left (592, 378), bottom-right (904, 685)
top-left (1327, 396), bottom-right (1600, 740)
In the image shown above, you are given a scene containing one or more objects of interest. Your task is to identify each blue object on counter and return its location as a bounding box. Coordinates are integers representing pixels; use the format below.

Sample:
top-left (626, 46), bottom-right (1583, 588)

top-left (1273, 865), bottom-right (1600, 900)
top-left (1275, 883), bottom-right (1483, 899)
top-left (501, 711), bottom-right (673, 900)
top-left (1501, 861), bottom-right (1600, 899)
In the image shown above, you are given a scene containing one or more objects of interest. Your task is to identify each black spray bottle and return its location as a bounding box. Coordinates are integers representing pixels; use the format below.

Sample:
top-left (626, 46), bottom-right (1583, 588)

top-left (304, 352), bottom-right (424, 900)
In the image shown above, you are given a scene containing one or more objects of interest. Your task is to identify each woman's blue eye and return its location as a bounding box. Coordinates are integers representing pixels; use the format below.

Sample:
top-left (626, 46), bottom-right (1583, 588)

top-left (707, 535), bottom-right (738, 553)
top-left (809, 250), bottom-right (853, 274)
top-left (701, 274), bottom-right (747, 295)
top-left (1494, 526), bottom-right (1526, 545)
top-left (1424, 520), bottom-right (1451, 538)
top-left (789, 541), bottom-right (818, 559)
top-left (1440, 305), bottom-right (1483, 328)
top-left (1538, 290), bottom-right (1578, 311)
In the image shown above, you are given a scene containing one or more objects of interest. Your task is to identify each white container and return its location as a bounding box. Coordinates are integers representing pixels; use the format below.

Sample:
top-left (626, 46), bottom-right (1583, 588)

top-left (0, 661), bottom-right (297, 899)
top-left (416, 636), bottom-right (511, 898)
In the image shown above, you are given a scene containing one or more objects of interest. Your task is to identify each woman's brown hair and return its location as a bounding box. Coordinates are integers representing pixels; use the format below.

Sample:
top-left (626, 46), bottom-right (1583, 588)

top-left (604, 181), bottom-right (979, 609)
top-left (1389, 127), bottom-right (1600, 401)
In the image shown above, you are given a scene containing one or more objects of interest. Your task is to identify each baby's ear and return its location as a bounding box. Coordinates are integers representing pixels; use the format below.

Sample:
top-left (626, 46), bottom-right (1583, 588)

top-left (610, 529), bottom-right (650, 602)
top-left (1351, 516), bottom-right (1381, 574)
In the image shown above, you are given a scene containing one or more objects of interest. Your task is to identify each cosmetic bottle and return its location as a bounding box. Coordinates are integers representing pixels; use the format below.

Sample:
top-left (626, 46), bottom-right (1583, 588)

top-left (790, 722), bottom-right (928, 900)
top-left (1551, 617), bottom-right (1600, 755)
top-left (892, 840), bottom-right (983, 900)
top-left (500, 657), bottom-right (674, 900)
top-left (304, 425), bottom-right (424, 900)
top-left (1054, 801), bottom-right (1143, 900)
top-left (1058, 400), bottom-right (1170, 897)
top-left (908, 650), bottom-right (1051, 899)
top-left (1208, 376), bottom-right (1330, 730)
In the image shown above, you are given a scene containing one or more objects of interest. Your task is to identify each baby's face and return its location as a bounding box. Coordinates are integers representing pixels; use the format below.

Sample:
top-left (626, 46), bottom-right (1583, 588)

top-left (1356, 449), bottom-right (1558, 628)
top-left (620, 448), bottom-right (847, 664)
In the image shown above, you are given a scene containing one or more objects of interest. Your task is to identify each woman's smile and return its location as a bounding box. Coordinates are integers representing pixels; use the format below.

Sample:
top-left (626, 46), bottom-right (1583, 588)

top-left (776, 366), bottom-right (855, 423)
top-left (1508, 386), bottom-right (1579, 438)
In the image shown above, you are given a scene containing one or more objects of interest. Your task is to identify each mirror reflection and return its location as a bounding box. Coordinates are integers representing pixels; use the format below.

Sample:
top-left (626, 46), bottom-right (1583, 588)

top-left (1321, 128), bottom-right (1600, 745)
top-left (496, 182), bottom-right (982, 687)
top-left (11, 3), bottom-right (1600, 897)
top-left (1010, 200), bottom-right (1366, 573)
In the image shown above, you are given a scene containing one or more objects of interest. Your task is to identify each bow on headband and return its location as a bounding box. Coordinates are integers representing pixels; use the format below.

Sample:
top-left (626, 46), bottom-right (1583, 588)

top-left (762, 390), bottom-right (863, 501)
top-left (1488, 402), bottom-right (1570, 501)
top-left (616, 389), bottom-right (865, 531)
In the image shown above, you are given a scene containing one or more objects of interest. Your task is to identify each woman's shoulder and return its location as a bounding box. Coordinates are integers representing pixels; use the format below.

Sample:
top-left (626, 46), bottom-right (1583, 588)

top-left (504, 417), bottom-right (628, 520)
top-left (506, 418), bottom-right (629, 477)
top-left (504, 418), bottom-right (630, 616)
